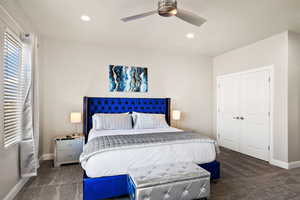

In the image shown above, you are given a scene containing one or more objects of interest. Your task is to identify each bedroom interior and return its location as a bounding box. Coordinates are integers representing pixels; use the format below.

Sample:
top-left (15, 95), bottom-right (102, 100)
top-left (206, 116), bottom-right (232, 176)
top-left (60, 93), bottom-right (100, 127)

top-left (0, 0), bottom-right (300, 200)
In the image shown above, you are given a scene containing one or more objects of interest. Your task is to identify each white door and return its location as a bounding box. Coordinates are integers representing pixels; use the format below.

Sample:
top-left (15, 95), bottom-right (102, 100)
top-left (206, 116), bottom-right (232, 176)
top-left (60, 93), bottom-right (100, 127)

top-left (217, 68), bottom-right (271, 161)
top-left (217, 75), bottom-right (240, 151)
top-left (239, 70), bottom-right (270, 161)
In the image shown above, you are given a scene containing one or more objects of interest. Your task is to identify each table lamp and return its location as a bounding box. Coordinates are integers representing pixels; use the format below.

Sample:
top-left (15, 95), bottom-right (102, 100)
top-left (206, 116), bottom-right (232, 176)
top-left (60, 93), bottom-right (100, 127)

top-left (70, 112), bottom-right (81, 135)
top-left (172, 110), bottom-right (181, 128)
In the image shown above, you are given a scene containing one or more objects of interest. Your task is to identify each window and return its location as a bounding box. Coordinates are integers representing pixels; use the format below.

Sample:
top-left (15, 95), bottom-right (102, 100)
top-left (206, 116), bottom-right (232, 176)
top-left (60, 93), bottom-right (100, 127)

top-left (3, 30), bottom-right (23, 147)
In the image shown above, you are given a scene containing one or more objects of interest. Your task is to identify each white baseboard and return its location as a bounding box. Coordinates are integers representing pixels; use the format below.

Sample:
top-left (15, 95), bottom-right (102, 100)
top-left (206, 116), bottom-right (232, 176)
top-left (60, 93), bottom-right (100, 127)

top-left (288, 160), bottom-right (300, 169)
top-left (270, 159), bottom-right (300, 169)
top-left (270, 159), bottom-right (289, 169)
top-left (3, 178), bottom-right (29, 200)
top-left (39, 153), bottom-right (54, 161)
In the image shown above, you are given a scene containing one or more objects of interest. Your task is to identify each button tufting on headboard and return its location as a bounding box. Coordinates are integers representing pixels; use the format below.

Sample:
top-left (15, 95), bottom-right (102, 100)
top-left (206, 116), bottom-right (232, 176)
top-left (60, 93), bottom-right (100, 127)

top-left (83, 97), bottom-right (171, 143)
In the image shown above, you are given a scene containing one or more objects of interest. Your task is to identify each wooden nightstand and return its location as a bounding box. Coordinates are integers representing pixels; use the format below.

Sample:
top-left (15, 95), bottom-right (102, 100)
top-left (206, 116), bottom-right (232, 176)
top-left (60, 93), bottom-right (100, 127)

top-left (54, 134), bottom-right (84, 167)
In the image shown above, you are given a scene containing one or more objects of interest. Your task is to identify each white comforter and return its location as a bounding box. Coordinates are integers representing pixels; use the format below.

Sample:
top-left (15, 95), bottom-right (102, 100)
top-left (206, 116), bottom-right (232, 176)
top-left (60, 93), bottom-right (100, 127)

top-left (82, 128), bottom-right (217, 178)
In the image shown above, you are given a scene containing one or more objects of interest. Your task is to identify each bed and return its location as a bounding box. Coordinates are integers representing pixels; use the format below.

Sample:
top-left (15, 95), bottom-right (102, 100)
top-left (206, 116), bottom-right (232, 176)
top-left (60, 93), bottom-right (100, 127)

top-left (82, 97), bottom-right (220, 200)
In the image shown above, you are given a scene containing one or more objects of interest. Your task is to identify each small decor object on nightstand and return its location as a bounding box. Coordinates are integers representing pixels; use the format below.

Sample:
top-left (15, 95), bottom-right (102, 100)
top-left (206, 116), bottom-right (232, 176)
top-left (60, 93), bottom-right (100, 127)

top-left (54, 134), bottom-right (83, 167)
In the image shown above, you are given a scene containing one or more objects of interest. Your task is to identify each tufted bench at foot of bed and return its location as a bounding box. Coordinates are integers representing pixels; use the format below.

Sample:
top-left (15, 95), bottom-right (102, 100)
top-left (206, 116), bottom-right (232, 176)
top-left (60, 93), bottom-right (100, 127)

top-left (128, 162), bottom-right (211, 200)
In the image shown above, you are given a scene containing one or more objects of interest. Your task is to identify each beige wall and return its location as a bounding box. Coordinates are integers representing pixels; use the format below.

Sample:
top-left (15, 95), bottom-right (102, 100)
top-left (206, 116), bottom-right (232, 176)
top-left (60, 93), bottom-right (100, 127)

top-left (39, 37), bottom-right (213, 155)
top-left (213, 32), bottom-right (289, 162)
top-left (0, 145), bottom-right (19, 200)
top-left (288, 32), bottom-right (300, 162)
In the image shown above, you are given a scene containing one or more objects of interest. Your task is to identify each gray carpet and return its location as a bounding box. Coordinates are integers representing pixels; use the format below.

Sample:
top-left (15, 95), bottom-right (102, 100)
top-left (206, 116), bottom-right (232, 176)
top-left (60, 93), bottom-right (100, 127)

top-left (14, 147), bottom-right (300, 200)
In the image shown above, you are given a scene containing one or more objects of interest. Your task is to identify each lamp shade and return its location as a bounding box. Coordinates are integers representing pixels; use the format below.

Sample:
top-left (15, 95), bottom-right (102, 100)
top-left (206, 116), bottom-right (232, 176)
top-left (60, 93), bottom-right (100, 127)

top-left (70, 112), bottom-right (81, 123)
top-left (172, 110), bottom-right (181, 121)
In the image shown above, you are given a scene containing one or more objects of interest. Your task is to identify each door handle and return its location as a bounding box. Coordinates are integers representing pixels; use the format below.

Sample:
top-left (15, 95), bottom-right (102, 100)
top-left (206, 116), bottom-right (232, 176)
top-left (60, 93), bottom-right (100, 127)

top-left (240, 117), bottom-right (245, 120)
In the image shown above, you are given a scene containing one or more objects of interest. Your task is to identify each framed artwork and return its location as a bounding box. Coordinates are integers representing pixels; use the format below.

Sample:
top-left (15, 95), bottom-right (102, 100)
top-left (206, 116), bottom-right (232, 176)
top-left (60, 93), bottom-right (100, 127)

top-left (109, 65), bottom-right (148, 92)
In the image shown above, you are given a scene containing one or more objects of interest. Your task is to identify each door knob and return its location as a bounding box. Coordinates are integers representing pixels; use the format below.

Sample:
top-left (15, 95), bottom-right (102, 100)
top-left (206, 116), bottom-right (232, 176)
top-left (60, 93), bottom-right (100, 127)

top-left (233, 117), bottom-right (240, 120)
top-left (240, 117), bottom-right (244, 120)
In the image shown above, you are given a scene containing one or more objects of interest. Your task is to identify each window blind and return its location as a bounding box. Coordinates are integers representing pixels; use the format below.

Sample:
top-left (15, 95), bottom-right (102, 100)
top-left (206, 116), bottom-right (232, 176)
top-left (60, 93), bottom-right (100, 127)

top-left (3, 31), bottom-right (23, 147)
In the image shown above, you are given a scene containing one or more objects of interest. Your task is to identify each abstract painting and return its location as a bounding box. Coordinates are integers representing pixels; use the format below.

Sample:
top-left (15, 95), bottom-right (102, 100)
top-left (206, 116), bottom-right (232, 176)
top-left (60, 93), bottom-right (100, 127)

top-left (109, 65), bottom-right (148, 92)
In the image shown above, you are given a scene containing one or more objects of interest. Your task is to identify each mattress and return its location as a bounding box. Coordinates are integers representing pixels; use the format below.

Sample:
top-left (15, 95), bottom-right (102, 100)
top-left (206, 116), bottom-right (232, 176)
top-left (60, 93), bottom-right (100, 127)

top-left (82, 128), bottom-right (217, 178)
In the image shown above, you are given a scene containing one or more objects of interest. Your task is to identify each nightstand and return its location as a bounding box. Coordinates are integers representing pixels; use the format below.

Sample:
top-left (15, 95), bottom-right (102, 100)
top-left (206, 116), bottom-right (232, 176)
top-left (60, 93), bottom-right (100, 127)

top-left (54, 134), bottom-right (84, 167)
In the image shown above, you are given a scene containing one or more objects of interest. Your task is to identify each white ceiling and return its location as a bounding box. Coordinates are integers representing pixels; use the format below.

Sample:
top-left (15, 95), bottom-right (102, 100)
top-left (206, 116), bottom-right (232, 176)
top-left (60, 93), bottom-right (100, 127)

top-left (13, 0), bottom-right (300, 56)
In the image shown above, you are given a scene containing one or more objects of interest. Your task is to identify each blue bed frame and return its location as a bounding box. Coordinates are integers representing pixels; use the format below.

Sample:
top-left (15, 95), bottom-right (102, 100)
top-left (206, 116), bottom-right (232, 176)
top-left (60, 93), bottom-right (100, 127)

top-left (82, 97), bottom-right (220, 200)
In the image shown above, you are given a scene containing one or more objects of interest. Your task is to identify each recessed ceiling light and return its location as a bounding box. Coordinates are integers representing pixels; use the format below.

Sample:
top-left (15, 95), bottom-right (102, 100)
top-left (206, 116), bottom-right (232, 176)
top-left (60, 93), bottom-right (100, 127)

top-left (81, 15), bottom-right (91, 22)
top-left (186, 33), bottom-right (195, 39)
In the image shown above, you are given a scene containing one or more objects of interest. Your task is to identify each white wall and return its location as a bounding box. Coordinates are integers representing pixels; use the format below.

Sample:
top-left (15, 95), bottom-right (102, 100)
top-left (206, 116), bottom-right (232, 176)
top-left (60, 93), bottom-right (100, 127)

top-left (213, 32), bottom-right (289, 162)
top-left (39, 37), bottom-right (213, 155)
top-left (288, 32), bottom-right (300, 162)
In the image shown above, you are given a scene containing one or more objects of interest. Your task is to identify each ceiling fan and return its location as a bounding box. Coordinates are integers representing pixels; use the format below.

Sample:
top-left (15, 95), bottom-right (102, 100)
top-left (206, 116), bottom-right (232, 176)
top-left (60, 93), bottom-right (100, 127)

top-left (121, 0), bottom-right (206, 27)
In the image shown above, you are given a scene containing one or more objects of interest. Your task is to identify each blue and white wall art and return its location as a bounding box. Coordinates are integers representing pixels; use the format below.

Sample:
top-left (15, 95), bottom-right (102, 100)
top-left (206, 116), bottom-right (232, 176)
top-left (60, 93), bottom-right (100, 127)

top-left (109, 65), bottom-right (148, 92)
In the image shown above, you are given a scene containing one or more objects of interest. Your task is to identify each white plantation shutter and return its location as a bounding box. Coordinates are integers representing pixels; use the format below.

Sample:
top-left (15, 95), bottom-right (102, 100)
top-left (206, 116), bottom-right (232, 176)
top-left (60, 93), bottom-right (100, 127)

top-left (3, 30), bottom-right (23, 147)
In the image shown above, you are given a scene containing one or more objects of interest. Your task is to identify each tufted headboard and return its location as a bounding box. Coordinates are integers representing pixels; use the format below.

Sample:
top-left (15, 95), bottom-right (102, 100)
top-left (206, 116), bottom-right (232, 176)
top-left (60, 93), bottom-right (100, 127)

top-left (83, 97), bottom-right (171, 143)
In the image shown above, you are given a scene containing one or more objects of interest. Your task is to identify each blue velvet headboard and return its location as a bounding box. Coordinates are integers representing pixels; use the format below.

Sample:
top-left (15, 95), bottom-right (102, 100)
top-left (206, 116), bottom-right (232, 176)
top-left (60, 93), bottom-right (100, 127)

top-left (83, 97), bottom-right (171, 143)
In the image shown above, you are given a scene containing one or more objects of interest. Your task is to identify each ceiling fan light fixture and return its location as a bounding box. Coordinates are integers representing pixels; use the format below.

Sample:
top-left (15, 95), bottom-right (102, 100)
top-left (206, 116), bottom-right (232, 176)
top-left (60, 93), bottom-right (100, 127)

top-left (158, 0), bottom-right (177, 17)
top-left (170, 9), bottom-right (177, 15)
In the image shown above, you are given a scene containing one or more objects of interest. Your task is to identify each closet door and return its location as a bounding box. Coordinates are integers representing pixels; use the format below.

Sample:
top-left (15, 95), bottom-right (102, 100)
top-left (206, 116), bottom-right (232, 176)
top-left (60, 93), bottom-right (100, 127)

top-left (239, 70), bottom-right (270, 161)
top-left (217, 75), bottom-right (240, 151)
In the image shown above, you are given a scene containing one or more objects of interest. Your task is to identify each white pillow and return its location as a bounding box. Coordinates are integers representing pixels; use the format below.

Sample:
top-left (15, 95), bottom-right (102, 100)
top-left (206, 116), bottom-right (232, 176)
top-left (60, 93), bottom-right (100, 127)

top-left (92, 113), bottom-right (132, 130)
top-left (132, 112), bottom-right (169, 129)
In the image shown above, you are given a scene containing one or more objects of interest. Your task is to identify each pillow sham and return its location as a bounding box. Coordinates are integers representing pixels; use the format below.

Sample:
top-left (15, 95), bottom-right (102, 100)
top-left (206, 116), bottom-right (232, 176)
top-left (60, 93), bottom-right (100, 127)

top-left (132, 112), bottom-right (169, 129)
top-left (92, 113), bottom-right (132, 130)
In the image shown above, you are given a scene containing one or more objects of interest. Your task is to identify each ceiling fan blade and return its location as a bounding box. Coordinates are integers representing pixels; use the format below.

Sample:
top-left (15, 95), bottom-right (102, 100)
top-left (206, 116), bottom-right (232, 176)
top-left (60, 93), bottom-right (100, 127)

top-left (121, 11), bottom-right (157, 22)
top-left (176, 9), bottom-right (206, 27)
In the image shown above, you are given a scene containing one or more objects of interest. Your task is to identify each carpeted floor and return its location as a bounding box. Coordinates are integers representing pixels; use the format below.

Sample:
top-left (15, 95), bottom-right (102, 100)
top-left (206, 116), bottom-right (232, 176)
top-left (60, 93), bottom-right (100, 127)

top-left (14, 147), bottom-right (300, 200)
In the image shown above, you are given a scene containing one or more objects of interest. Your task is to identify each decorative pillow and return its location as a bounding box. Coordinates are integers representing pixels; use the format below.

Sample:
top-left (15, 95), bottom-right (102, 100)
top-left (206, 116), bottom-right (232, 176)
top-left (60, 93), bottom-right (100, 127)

top-left (92, 113), bottom-right (132, 130)
top-left (132, 112), bottom-right (169, 129)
